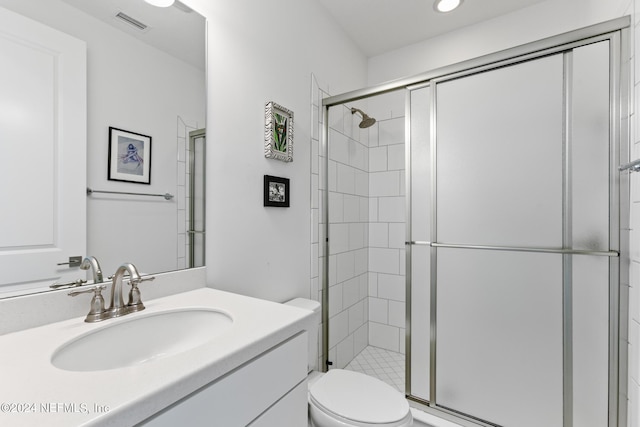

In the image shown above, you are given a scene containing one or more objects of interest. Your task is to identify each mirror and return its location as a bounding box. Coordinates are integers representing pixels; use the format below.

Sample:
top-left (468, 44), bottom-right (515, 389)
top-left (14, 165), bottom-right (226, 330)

top-left (0, 0), bottom-right (206, 298)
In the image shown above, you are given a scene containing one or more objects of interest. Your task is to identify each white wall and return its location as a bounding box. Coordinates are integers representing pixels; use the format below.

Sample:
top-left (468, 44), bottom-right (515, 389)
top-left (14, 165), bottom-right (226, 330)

top-left (368, 0), bottom-right (630, 86)
top-left (0, 0), bottom-right (206, 275)
top-left (183, 0), bottom-right (368, 302)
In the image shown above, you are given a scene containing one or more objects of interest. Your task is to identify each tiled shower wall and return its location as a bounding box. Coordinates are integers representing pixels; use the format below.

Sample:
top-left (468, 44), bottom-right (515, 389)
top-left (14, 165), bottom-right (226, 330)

top-left (367, 109), bottom-right (406, 354)
top-left (176, 116), bottom-right (199, 270)
top-left (311, 75), bottom-right (407, 369)
top-left (325, 102), bottom-right (370, 369)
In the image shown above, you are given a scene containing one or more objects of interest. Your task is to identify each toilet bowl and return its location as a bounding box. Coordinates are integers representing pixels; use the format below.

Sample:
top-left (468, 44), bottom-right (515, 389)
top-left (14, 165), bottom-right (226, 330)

top-left (285, 298), bottom-right (413, 427)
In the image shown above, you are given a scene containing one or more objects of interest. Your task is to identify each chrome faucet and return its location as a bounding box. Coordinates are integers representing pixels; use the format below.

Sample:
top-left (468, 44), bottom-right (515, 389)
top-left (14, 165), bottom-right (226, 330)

top-left (80, 256), bottom-right (104, 284)
top-left (69, 262), bottom-right (154, 322)
top-left (109, 263), bottom-right (142, 318)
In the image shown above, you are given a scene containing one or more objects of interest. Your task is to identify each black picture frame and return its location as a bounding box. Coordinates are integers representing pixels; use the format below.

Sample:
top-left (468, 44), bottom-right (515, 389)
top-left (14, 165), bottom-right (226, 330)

top-left (108, 127), bottom-right (152, 184)
top-left (263, 175), bottom-right (290, 207)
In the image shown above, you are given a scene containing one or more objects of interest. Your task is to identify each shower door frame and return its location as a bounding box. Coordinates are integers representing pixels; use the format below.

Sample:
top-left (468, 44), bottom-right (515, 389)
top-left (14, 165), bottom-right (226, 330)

top-left (320, 16), bottom-right (630, 427)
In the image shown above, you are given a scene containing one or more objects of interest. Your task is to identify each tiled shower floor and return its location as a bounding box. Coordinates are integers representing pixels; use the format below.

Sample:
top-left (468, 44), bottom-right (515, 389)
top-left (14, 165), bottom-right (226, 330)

top-left (344, 346), bottom-right (405, 392)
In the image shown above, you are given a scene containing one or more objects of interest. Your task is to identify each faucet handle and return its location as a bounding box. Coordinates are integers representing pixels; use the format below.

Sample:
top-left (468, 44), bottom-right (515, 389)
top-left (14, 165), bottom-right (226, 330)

top-left (50, 279), bottom-right (87, 289)
top-left (127, 275), bottom-right (155, 313)
top-left (69, 285), bottom-right (107, 323)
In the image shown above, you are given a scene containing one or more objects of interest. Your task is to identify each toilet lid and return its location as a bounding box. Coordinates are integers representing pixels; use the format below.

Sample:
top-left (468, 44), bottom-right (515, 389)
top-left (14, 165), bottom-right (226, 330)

top-left (309, 369), bottom-right (410, 424)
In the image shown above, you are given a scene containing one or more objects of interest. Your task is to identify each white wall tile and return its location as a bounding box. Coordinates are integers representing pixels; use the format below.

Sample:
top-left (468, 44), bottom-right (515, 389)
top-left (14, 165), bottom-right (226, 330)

top-left (311, 208), bottom-right (319, 243)
top-left (369, 297), bottom-right (388, 323)
top-left (359, 273), bottom-right (369, 300)
top-left (336, 163), bottom-right (356, 195)
top-left (336, 251), bottom-right (356, 282)
top-left (329, 129), bottom-right (349, 163)
top-left (328, 192), bottom-right (344, 223)
top-left (311, 173), bottom-right (319, 209)
top-left (389, 300), bottom-right (406, 328)
top-left (344, 106), bottom-right (354, 139)
top-left (388, 143), bottom-right (406, 170)
top-left (350, 140), bottom-right (368, 171)
top-left (327, 160), bottom-right (336, 191)
top-left (354, 248), bottom-right (368, 276)
top-left (311, 243), bottom-right (318, 278)
top-left (355, 170), bottom-right (369, 196)
top-left (369, 322), bottom-right (400, 352)
top-left (379, 197), bottom-right (406, 222)
top-left (349, 223), bottom-right (366, 250)
top-left (369, 272), bottom-right (379, 297)
top-left (336, 334), bottom-right (355, 369)
top-left (379, 117), bottom-right (405, 146)
top-left (370, 223), bottom-right (389, 247)
top-left (370, 171), bottom-right (401, 196)
top-left (328, 105), bottom-right (344, 134)
top-left (329, 310), bottom-right (349, 348)
top-left (349, 300), bottom-right (365, 334)
top-left (312, 104), bottom-right (319, 140)
top-left (328, 255), bottom-right (337, 286)
top-left (354, 323), bottom-right (368, 356)
top-left (370, 146), bottom-right (388, 172)
top-left (370, 248), bottom-right (400, 274)
top-left (389, 223), bottom-right (405, 249)
top-left (378, 273), bottom-right (406, 302)
top-left (369, 198), bottom-right (379, 222)
top-left (329, 282), bottom-right (343, 317)
top-left (369, 122), bottom-right (379, 147)
top-left (359, 197), bottom-right (369, 222)
top-left (344, 194), bottom-right (361, 223)
top-left (343, 277), bottom-right (361, 308)
top-left (330, 223), bottom-right (349, 254)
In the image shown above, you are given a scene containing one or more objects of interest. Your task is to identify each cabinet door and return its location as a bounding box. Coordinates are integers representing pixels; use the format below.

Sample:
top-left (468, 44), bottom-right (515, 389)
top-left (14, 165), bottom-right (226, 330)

top-left (0, 6), bottom-right (86, 295)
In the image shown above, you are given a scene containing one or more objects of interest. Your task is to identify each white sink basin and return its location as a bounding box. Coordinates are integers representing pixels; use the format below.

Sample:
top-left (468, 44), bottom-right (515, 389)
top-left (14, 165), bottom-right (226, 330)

top-left (51, 308), bottom-right (233, 371)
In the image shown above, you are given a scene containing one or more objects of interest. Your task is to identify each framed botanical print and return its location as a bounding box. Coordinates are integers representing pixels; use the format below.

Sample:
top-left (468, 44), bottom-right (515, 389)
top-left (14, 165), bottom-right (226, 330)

top-left (264, 101), bottom-right (293, 162)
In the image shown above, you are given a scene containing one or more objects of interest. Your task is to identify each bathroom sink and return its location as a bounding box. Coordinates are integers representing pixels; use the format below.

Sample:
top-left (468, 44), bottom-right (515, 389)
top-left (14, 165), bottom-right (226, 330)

top-left (51, 308), bottom-right (233, 371)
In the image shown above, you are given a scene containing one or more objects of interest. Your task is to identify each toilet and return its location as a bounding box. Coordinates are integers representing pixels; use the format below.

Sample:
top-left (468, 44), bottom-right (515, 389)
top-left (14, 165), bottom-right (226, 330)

top-left (285, 298), bottom-right (413, 427)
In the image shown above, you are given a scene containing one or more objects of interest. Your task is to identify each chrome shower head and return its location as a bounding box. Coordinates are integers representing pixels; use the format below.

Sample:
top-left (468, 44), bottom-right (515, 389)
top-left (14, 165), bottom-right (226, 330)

top-left (351, 108), bottom-right (376, 129)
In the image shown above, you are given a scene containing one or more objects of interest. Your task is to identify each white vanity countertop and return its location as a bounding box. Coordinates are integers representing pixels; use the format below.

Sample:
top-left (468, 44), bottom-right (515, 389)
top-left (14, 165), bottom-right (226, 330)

top-left (0, 287), bottom-right (314, 426)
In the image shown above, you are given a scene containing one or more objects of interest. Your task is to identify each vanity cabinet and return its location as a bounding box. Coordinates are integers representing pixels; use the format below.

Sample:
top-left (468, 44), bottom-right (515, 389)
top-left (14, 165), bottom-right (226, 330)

top-left (140, 332), bottom-right (308, 427)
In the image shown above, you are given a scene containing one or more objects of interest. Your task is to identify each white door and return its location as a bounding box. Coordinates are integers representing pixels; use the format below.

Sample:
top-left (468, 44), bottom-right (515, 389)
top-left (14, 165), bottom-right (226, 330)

top-left (0, 6), bottom-right (86, 296)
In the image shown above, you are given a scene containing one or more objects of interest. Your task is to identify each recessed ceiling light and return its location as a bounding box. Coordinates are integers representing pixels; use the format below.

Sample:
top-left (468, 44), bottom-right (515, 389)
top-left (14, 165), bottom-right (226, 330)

top-left (144, 0), bottom-right (175, 7)
top-left (434, 0), bottom-right (463, 13)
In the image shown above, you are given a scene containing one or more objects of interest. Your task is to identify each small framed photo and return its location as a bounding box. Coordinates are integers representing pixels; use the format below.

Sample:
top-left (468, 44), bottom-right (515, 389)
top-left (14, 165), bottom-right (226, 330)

top-left (108, 127), bottom-right (152, 184)
top-left (263, 175), bottom-right (290, 207)
top-left (264, 101), bottom-right (293, 162)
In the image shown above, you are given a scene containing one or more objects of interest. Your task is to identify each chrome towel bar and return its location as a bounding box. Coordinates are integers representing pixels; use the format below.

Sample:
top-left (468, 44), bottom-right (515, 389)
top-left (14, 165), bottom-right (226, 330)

top-left (86, 187), bottom-right (174, 200)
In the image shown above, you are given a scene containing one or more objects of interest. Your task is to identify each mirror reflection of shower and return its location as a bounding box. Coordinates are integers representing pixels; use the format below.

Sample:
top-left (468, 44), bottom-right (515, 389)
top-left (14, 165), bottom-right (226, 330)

top-left (188, 129), bottom-right (206, 268)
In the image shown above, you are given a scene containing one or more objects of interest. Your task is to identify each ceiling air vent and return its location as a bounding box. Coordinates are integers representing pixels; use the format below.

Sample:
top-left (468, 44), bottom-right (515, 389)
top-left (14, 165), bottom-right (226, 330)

top-left (114, 12), bottom-right (148, 31)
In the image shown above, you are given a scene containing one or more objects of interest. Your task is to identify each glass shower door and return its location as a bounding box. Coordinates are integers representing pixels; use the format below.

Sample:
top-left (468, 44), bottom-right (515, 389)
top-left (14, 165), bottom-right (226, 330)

top-left (408, 39), bottom-right (613, 427)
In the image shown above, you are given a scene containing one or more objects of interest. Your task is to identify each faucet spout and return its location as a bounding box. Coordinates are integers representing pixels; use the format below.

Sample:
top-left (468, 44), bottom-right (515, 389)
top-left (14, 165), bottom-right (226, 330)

top-left (80, 256), bottom-right (104, 284)
top-left (108, 263), bottom-right (141, 317)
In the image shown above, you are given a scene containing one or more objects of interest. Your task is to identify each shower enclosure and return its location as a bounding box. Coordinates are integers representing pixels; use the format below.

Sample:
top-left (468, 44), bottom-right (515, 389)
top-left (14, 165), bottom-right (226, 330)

top-left (188, 128), bottom-right (206, 268)
top-left (319, 17), bottom-right (629, 427)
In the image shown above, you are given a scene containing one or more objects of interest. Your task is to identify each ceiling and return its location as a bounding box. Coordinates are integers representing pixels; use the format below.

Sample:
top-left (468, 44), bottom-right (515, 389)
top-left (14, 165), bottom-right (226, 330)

top-left (316, 0), bottom-right (549, 57)
top-left (60, 0), bottom-right (205, 70)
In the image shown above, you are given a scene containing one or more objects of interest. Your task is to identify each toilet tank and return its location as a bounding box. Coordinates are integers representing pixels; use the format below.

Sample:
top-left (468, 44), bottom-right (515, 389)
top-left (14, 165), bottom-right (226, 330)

top-left (284, 298), bottom-right (321, 372)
